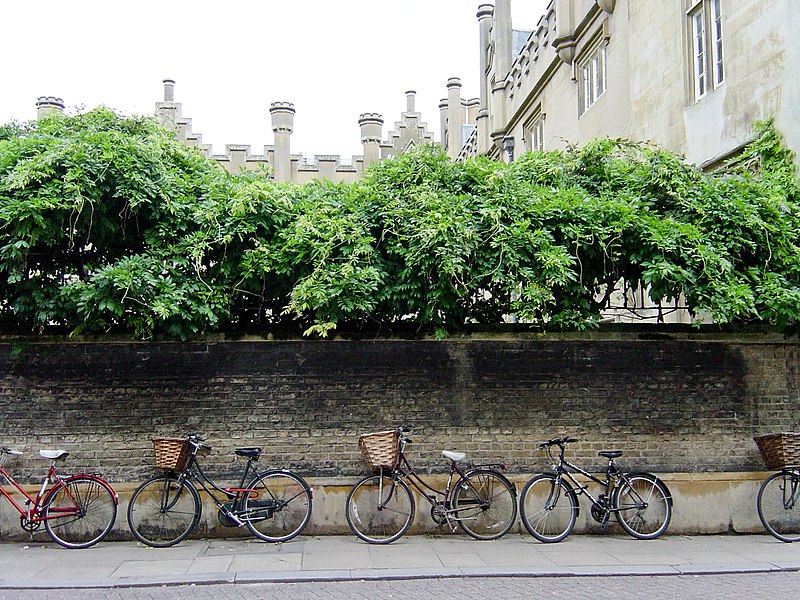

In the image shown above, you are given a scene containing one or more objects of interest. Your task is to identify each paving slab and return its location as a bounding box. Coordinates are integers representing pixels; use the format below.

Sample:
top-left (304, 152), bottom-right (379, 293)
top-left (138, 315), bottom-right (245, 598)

top-left (111, 558), bottom-right (193, 578)
top-left (0, 534), bottom-right (799, 589)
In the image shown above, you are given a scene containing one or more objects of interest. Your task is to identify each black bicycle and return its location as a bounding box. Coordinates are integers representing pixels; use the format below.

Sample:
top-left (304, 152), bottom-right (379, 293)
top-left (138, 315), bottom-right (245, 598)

top-left (346, 428), bottom-right (517, 544)
top-left (519, 437), bottom-right (672, 542)
top-left (127, 434), bottom-right (312, 547)
top-left (756, 468), bottom-right (800, 542)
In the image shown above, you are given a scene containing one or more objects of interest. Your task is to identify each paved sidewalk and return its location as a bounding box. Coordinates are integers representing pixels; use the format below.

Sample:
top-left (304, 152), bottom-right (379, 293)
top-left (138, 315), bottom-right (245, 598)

top-left (1, 534), bottom-right (799, 589)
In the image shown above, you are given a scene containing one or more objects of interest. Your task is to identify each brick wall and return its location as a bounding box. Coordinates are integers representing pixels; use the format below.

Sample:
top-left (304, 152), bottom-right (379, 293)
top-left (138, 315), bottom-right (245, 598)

top-left (1, 332), bottom-right (798, 484)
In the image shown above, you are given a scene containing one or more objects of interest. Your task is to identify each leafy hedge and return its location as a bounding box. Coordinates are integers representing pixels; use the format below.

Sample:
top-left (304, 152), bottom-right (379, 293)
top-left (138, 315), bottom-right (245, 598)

top-left (0, 108), bottom-right (798, 338)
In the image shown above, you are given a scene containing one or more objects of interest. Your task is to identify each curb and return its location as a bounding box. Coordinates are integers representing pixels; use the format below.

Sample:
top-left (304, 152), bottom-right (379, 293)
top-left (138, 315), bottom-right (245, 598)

top-left (2, 562), bottom-right (799, 590)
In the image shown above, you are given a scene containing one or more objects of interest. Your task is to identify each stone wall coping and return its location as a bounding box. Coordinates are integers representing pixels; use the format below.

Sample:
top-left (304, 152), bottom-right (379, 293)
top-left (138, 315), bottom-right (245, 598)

top-left (0, 328), bottom-right (796, 345)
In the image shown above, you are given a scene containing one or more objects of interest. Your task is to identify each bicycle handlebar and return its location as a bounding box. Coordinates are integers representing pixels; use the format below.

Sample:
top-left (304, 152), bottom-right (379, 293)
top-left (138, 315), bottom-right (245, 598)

top-left (397, 426), bottom-right (412, 445)
top-left (188, 434), bottom-right (212, 451)
top-left (1, 447), bottom-right (23, 456)
top-left (539, 436), bottom-right (578, 449)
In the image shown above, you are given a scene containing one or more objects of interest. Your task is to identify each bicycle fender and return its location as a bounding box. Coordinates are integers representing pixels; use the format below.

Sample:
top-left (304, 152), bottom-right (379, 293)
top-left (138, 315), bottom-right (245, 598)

top-left (527, 474), bottom-right (581, 519)
top-left (461, 469), bottom-right (518, 498)
top-left (624, 472), bottom-right (673, 507)
top-left (558, 477), bottom-right (581, 519)
top-left (68, 474), bottom-right (120, 504)
top-left (43, 474), bottom-right (120, 506)
top-left (252, 469), bottom-right (314, 499)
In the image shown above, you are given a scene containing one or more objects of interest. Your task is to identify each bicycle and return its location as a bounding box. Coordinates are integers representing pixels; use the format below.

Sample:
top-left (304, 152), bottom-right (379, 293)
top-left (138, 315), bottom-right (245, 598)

top-left (753, 433), bottom-right (800, 542)
top-left (0, 446), bottom-right (118, 549)
top-left (757, 467), bottom-right (800, 542)
top-left (127, 434), bottom-right (313, 548)
top-left (519, 436), bottom-right (672, 542)
top-left (345, 428), bottom-right (517, 544)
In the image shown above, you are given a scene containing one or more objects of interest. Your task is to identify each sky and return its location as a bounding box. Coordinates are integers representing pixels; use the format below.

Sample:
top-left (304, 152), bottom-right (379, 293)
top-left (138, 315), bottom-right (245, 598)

top-left (2, 1), bottom-right (548, 159)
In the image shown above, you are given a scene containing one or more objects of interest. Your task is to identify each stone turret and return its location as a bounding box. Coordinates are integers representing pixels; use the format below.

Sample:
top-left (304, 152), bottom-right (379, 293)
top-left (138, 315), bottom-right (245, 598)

top-left (439, 97), bottom-right (449, 152)
top-left (163, 78), bottom-right (176, 102)
top-left (405, 90), bottom-right (416, 113)
top-left (270, 102), bottom-right (295, 183)
top-left (477, 4), bottom-right (494, 155)
top-left (445, 78), bottom-right (465, 159)
top-left (36, 96), bottom-right (64, 119)
top-left (493, 0), bottom-right (513, 80)
top-left (156, 79), bottom-right (180, 132)
top-left (358, 113), bottom-right (383, 167)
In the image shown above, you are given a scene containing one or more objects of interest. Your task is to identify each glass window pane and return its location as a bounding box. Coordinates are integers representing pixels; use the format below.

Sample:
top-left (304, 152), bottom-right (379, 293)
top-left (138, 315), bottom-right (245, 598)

top-left (711, 0), bottom-right (724, 85)
top-left (692, 11), bottom-right (707, 98)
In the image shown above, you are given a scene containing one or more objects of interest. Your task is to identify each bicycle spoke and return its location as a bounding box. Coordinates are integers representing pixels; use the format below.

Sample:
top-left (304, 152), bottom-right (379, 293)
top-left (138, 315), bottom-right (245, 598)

top-left (454, 470), bottom-right (516, 540)
top-left (614, 474), bottom-right (671, 539)
top-left (44, 477), bottom-right (117, 549)
top-left (127, 476), bottom-right (201, 548)
top-left (244, 471), bottom-right (312, 543)
top-left (346, 474), bottom-right (414, 544)
top-left (520, 474), bottom-right (577, 543)
top-left (757, 471), bottom-right (800, 542)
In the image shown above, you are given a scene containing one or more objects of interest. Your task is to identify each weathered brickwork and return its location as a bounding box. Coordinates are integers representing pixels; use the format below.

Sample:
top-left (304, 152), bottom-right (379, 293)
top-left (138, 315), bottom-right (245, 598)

top-left (0, 335), bottom-right (798, 484)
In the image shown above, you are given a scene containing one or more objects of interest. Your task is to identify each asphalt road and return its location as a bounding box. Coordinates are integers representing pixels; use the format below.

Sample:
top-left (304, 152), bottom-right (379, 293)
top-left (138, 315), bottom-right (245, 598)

top-left (9, 572), bottom-right (800, 600)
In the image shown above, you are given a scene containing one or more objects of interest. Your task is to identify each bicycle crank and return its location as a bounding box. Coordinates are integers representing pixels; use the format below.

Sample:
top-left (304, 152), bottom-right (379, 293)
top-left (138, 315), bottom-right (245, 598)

top-left (19, 516), bottom-right (41, 533)
top-left (430, 503), bottom-right (448, 525)
top-left (590, 503), bottom-right (610, 526)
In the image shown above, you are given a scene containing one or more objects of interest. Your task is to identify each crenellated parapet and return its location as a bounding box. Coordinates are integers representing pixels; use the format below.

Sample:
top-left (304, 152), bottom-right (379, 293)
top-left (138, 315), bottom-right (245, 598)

top-left (380, 90), bottom-right (434, 159)
top-left (151, 81), bottom-right (421, 181)
top-left (358, 112), bottom-right (384, 167)
top-left (35, 96), bottom-right (65, 119)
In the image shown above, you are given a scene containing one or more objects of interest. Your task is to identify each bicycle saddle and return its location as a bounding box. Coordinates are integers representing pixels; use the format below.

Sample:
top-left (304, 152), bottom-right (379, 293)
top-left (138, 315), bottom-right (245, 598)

top-left (234, 447), bottom-right (262, 458)
top-left (39, 450), bottom-right (69, 460)
top-left (598, 451), bottom-right (623, 459)
top-left (442, 450), bottom-right (466, 463)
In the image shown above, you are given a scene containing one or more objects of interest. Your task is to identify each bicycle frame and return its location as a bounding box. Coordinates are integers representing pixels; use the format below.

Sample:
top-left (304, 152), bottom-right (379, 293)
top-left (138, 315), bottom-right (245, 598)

top-left (172, 452), bottom-right (256, 523)
top-left (382, 438), bottom-right (505, 525)
top-left (172, 444), bottom-right (303, 526)
top-left (0, 463), bottom-right (82, 523)
top-left (545, 444), bottom-right (623, 514)
top-left (779, 468), bottom-right (800, 509)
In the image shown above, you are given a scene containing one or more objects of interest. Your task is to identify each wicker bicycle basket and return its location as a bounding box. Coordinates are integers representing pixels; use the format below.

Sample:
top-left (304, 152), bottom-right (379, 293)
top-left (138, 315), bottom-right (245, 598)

top-left (754, 433), bottom-right (800, 469)
top-left (358, 430), bottom-right (400, 472)
top-left (152, 437), bottom-right (190, 471)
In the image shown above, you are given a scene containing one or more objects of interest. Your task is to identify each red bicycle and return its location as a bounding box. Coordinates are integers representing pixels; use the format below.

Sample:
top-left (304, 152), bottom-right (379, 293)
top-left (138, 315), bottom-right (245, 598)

top-left (0, 446), bottom-right (118, 548)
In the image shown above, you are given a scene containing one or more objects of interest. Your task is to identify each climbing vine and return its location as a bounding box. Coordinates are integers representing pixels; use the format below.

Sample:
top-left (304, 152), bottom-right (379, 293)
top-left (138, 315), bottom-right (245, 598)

top-left (0, 110), bottom-right (797, 338)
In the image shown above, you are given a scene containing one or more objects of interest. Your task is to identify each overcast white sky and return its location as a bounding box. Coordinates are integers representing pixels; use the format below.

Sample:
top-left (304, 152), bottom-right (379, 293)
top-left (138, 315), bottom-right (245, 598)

top-left (2, 1), bottom-right (548, 159)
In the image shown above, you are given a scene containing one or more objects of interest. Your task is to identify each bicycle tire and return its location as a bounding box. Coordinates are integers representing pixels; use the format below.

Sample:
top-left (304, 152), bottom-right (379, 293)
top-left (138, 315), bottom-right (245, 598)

top-left (127, 475), bottom-right (201, 547)
top-left (43, 476), bottom-right (118, 549)
top-left (453, 469), bottom-right (517, 540)
top-left (757, 470), bottom-right (800, 542)
top-left (346, 473), bottom-right (415, 544)
top-left (519, 474), bottom-right (578, 543)
top-left (613, 472), bottom-right (672, 540)
top-left (244, 470), bottom-right (313, 542)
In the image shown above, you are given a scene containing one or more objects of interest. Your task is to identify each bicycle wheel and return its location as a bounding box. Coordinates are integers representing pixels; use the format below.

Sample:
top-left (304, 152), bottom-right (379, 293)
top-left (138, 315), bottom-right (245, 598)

top-left (127, 475), bottom-right (201, 547)
top-left (757, 470), bottom-right (800, 542)
top-left (43, 476), bottom-right (118, 549)
top-left (346, 474), bottom-right (415, 544)
top-left (244, 470), bottom-right (313, 542)
top-left (519, 474), bottom-right (578, 543)
top-left (613, 473), bottom-right (672, 539)
top-left (453, 469), bottom-right (517, 540)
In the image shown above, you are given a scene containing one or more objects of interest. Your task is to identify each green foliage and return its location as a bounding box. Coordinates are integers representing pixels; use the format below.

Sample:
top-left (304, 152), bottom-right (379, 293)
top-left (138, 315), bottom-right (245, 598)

top-left (0, 110), bottom-right (798, 338)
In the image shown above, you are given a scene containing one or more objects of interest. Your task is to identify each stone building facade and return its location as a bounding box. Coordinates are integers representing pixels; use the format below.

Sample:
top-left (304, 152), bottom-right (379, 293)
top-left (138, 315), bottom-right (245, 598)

top-left (435, 0), bottom-right (800, 325)
top-left (153, 80), bottom-right (434, 184)
top-left (451, 0), bottom-right (800, 167)
top-left (36, 2), bottom-right (798, 179)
